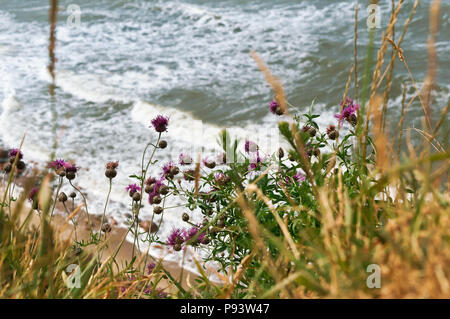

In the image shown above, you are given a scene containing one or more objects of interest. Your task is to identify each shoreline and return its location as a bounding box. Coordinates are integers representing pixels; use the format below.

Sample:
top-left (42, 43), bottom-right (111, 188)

top-left (0, 148), bottom-right (224, 291)
top-left (1, 179), bottom-right (221, 291)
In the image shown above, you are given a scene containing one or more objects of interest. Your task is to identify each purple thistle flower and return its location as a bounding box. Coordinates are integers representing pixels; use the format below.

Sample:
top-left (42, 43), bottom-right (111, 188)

top-left (215, 172), bottom-right (231, 186)
top-left (150, 115), bottom-right (169, 133)
top-left (64, 162), bottom-right (78, 173)
top-left (145, 177), bottom-right (157, 186)
top-left (166, 228), bottom-right (186, 247)
top-left (126, 183), bottom-right (141, 195)
top-left (28, 187), bottom-right (39, 202)
top-left (269, 100), bottom-right (279, 114)
top-left (244, 140), bottom-right (258, 153)
top-left (334, 98), bottom-right (360, 124)
top-left (148, 191), bottom-right (158, 204)
top-left (105, 161), bottom-right (119, 169)
top-left (179, 153), bottom-right (192, 165)
top-left (148, 177), bottom-right (165, 204)
top-left (185, 225), bottom-right (207, 245)
top-left (47, 159), bottom-right (67, 170)
top-left (248, 162), bottom-right (258, 172)
top-left (8, 148), bottom-right (23, 159)
top-left (162, 162), bottom-right (174, 175)
top-left (147, 262), bottom-right (156, 274)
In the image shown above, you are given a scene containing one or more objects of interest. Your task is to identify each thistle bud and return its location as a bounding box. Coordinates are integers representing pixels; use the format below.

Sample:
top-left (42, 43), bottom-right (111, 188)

top-left (17, 161), bottom-right (26, 170)
top-left (326, 125), bottom-right (338, 140)
top-left (152, 195), bottom-right (162, 204)
top-left (348, 114), bottom-right (357, 126)
top-left (182, 213), bottom-right (189, 222)
top-left (205, 160), bottom-right (216, 169)
top-left (69, 192), bottom-right (77, 199)
top-left (145, 184), bottom-right (153, 194)
top-left (275, 107), bottom-right (284, 116)
top-left (159, 185), bottom-right (169, 195)
top-left (4, 163), bottom-right (12, 173)
top-left (132, 192), bottom-right (141, 202)
top-left (278, 147), bottom-right (284, 159)
top-left (105, 168), bottom-right (117, 179)
top-left (170, 166), bottom-right (180, 176)
top-left (101, 223), bottom-right (112, 233)
top-left (66, 171), bottom-right (76, 180)
top-left (153, 206), bottom-right (163, 215)
top-left (174, 243), bottom-right (182, 251)
top-left (158, 140), bottom-right (167, 149)
top-left (302, 125), bottom-right (316, 137)
top-left (58, 192), bottom-right (68, 202)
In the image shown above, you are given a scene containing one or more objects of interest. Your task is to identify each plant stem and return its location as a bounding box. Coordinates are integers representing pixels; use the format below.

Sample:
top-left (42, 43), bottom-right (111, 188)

top-left (50, 176), bottom-right (63, 219)
top-left (98, 178), bottom-right (112, 239)
top-left (69, 180), bottom-right (93, 235)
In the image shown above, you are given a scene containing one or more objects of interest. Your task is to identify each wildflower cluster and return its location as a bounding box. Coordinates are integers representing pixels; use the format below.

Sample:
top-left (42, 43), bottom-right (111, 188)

top-left (47, 159), bottom-right (79, 180)
top-left (334, 97), bottom-right (360, 126)
top-left (3, 148), bottom-right (26, 173)
top-left (166, 225), bottom-right (208, 251)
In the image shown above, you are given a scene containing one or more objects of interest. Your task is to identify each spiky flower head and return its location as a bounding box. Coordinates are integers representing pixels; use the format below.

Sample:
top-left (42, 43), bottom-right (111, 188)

top-left (269, 100), bottom-right (279, 114)
top-left (148, 177), bottom-right (165, 204)
top-left (126, 183), bottom-right (141, 195)
top-left (64, 162), bottom-right (78, 173)
top-left (215, 172), bottom-right (231, 186)
top-left (8, 148), bottom-right (23, 159)
top-left (185, 225), bottom-right (207, 245)
top-left (166, 228), bottom-right (186, 248)
top-left (145, 176), bottom-right (157, 186)
top-left (150, 115), bottom-right (169, 133)
top-left (162, 162), bottom-right (174, 175)
top-left (47, 159), bottom-right (67, 170)
top-left (105, 161), bottom-right (119, 169)
top-left (334, 98), bottom-right (360, 124)
top-left (326, 124), bottom-right (338, 140)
